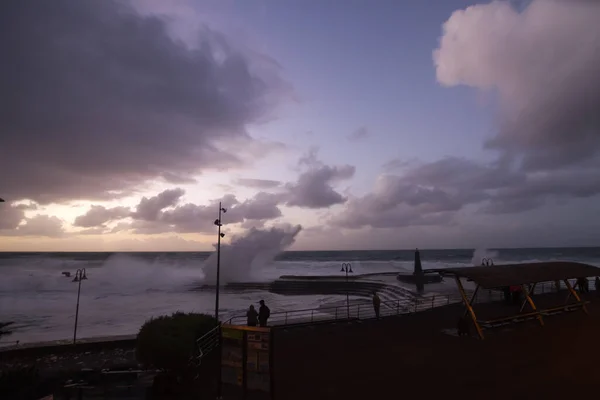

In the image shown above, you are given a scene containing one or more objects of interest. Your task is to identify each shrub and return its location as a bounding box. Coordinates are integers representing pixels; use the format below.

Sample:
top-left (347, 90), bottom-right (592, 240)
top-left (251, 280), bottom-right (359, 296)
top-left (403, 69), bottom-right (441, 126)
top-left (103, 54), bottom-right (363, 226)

top-left (0, 366), bottom-right (40, 397)
top-left (136, 312), bottom-right (217, 373)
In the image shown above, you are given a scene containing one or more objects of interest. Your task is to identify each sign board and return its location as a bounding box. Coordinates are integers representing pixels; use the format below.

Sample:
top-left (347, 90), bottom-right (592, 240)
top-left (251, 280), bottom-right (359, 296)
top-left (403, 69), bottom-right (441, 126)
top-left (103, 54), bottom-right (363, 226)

top-left (221, 326), bottom-right (245, 386)
top-left (220, 325), bottom-right (273, 398)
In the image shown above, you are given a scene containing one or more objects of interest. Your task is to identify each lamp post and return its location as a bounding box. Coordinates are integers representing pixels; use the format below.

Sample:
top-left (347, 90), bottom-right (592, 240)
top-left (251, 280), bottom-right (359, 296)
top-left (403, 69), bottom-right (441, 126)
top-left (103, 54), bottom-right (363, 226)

top-left (340, 262), bottom-right (353, 319)
top-left (213, 202), bottom-right (227, 324)
top-left (72, 268), bottom-right (88, 344)
top-left (213, 203), bottom-right (226, 400)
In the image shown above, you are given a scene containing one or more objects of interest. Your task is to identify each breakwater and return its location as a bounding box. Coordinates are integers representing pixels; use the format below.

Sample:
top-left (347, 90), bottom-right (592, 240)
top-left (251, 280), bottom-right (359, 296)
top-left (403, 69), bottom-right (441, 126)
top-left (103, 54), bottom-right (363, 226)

top-left (192, 272), bottom-right (418, 302)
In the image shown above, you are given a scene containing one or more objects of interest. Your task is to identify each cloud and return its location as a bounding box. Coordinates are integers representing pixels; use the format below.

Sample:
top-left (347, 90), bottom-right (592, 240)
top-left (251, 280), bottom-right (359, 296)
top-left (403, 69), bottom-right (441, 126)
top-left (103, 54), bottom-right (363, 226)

top-left (327, 0), bottom-right (600, 232)
top-left (434, 0), bottom-right (600, 172)
top-left (234, 178), bottom-right (282, 189)
top-left (0, 204), bottom-right (25, 230)
top-left (331, 166), bottom-right (465, 229)
top-left (73, 205), bottom-right (131, 228)
top-left (132, 188), bottom-right (186, 222)
top-left (284, 149), bottom-right (355, 208)
top-left (66, 148), bottom-right (358, 235)
top-left (333, 153), bottom-right (600, 229)
top-left (158, 192), bottom-right (283, 233)
top-left (64, 148), bottom-right (358, 236)
top-left (14, 215), bottom-right (65, 237)
top-left (0, 0), bottom-right (288, 204)
top-left (15, 203), bottom-right (39, 211)
top-left (347, 126), bottom-right (369, 141)
top-left (70, 188), bottom-right (284, 235)
top-left (330, 158), bottom-right (499, 229)
top-left (484, 165), bottom-right (600, 214)
top-left (1, 201), bottom-right (64, 236)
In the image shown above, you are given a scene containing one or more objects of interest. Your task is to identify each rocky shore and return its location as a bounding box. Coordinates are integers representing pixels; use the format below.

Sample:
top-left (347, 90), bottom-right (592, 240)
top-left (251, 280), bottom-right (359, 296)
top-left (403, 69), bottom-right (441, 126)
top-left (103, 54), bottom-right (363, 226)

top-left (1, 341), bottom-right (138, 377)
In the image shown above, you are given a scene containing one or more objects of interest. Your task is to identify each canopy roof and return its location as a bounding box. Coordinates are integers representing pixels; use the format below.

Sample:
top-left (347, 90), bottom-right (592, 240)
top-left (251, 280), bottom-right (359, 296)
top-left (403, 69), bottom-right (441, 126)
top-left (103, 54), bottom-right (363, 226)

top-left (429, 261), bottom-right (600, 289)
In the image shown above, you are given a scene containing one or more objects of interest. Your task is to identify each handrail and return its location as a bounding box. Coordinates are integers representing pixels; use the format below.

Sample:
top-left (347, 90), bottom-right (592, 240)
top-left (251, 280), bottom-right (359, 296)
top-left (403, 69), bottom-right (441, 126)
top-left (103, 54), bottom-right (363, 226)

top-left (224, 280), bottom-right (598, 327)
top-left (195, 325), bottom-right (220, 362)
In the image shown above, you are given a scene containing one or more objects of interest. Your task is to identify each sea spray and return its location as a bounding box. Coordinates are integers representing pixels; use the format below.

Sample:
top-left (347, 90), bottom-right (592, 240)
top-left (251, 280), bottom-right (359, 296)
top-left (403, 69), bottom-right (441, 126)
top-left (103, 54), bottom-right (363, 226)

top-left (202, 224), bottom-right (302, 284)
top-left (470, 248), bottom-right (499, 266)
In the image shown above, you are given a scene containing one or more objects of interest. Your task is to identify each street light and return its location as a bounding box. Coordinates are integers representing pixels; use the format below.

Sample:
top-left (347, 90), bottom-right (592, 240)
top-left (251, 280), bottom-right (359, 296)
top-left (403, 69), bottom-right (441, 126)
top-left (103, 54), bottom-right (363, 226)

top-left (214, 203), bottom-right (226, 400)
top-left (72, 268), bottom-right (88, 344)
top-left (0, 198), bottom-right (5, 203)
top-left (213, 202), bottom-right (226, 324)
top-left (340, 262), bottom-right (353, 319)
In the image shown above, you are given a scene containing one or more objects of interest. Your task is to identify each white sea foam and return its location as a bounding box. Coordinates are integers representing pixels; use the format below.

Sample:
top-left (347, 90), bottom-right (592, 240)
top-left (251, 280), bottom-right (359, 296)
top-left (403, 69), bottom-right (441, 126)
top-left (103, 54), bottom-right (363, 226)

top-left (1, 245), bottom-right (599, 344)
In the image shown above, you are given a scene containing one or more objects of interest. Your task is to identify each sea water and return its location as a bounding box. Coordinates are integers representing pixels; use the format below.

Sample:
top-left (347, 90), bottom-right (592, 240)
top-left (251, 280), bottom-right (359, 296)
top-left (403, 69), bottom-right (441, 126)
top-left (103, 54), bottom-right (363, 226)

top-left (1, 247), bottom-right (599, 344)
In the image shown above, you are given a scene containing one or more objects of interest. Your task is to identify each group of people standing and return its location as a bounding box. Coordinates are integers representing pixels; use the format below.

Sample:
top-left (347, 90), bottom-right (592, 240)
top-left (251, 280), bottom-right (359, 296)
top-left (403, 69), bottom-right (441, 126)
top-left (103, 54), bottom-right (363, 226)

top-left (245, 292), bottom-right (384, 327)
top-left (246, 299), bottom-right (271, 327)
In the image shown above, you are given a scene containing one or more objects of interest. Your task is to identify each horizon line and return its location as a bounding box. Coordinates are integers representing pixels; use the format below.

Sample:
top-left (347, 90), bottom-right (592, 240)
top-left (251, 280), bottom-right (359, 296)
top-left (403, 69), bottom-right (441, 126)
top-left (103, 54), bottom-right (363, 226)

top-left (0, 245), bottom-right (599, 253)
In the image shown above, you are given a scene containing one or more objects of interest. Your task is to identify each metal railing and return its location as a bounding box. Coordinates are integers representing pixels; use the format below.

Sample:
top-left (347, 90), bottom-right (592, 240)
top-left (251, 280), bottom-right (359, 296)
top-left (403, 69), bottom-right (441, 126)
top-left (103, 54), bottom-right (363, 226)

top-left (224, 293), bottom-right (473, 326)
top-left (196, 280), bottom-right (598, 358)
top-left (225, 280), bottom-right (598, 327)
top-left (195, 325), bottom-right (220, 362)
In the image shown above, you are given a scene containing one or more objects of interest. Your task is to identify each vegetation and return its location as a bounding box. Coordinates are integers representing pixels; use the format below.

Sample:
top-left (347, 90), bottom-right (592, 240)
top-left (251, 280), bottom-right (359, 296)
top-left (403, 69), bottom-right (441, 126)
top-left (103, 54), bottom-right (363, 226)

top-left (0, 366), bottom-right (40, 398)
top-left (136, 312), bottom-right (217, 374)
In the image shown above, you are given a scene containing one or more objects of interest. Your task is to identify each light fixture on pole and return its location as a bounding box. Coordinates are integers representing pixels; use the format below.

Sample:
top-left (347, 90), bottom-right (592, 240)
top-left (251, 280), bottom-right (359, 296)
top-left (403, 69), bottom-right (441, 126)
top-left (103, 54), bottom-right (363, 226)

top-left (340, 262), bottom-right (353, 319)
top-left (214, 202), bottom-right (226, 400)
top-left (214, 202), bottom-right (227, 325)
top-left (72, 268), bottom-right (88, 344)
top-left (0, 198), bottom-right (5, 202)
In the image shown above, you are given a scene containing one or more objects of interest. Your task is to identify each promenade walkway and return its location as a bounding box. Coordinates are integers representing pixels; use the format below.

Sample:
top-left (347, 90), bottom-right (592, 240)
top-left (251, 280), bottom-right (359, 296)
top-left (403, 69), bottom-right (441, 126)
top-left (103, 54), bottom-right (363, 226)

top-left (273, 291), bottom-right (600, 400)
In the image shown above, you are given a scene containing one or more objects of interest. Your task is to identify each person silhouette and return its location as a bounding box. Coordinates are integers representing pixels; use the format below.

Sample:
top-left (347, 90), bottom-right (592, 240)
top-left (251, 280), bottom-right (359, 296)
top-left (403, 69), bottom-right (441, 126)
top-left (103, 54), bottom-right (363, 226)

top-left (372, 292), bottom-right (381, 319)
top-left (247, 305), bottom-right (258, 327)
top-left (258, 300), bottom-right (270, 327)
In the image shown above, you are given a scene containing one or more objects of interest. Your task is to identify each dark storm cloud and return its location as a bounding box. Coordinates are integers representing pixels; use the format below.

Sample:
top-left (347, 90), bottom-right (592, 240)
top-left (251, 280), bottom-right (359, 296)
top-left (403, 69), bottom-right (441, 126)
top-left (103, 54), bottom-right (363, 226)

top-left (0, 0), bottom-right (286, 204)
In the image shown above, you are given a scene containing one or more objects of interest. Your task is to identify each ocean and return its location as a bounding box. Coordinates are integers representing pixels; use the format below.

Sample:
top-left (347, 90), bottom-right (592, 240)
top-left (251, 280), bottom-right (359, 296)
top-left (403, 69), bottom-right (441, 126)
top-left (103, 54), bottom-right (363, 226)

top-left (1, 247), bottom-right (599, 345)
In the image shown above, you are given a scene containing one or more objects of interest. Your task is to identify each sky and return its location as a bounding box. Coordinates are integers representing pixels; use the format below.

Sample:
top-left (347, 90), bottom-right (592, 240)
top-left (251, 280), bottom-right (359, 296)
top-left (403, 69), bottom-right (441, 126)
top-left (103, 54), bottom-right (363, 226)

top-left (1, 0), bottom-right (600, 251)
